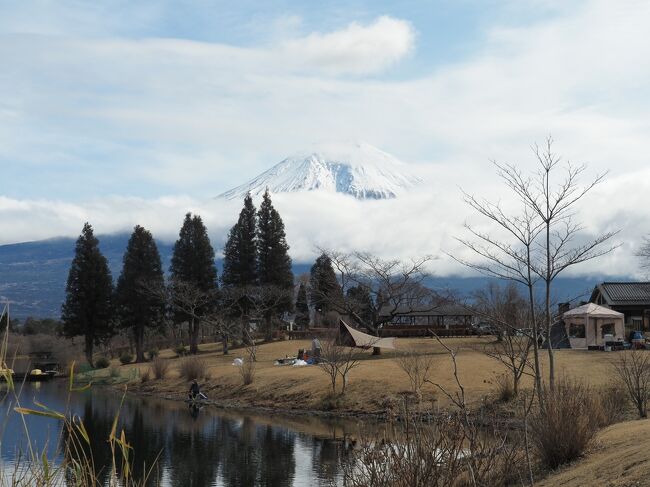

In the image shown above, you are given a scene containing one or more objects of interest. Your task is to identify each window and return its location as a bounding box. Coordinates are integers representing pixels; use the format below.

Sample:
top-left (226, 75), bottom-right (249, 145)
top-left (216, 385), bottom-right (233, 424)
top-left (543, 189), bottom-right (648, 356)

top-left (601, 323), bottom-right (615, 338)
top-left (568, 323), bottom-right (585, 338)
top-left (632, 317), bottom-right (643, 330)
top-left (394, 315), bottom-right (414, 325)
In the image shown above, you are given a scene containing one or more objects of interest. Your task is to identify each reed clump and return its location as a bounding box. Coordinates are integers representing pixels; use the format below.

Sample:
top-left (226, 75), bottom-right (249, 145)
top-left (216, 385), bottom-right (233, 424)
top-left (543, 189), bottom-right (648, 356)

top-left (151, 358), bottom-right (170, 380)
top-left (178, 356), bottom-right (208, 381)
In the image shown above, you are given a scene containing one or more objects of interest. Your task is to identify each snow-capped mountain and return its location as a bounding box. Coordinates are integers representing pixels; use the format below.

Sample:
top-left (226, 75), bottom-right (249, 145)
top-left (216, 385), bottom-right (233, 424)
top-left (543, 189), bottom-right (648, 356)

top-left (218, 142), bottom-right (422, 200)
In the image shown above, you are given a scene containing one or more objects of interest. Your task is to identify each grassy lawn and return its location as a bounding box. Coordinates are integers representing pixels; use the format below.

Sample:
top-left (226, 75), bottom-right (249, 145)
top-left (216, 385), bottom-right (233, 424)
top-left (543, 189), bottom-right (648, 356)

top-left (108, 336), bottom-right (623, 414)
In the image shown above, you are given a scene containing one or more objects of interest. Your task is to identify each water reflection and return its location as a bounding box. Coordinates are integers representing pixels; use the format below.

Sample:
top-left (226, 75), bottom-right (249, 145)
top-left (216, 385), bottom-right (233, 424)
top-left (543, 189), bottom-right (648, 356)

top-left (0, 383), bottom-right (358, 486)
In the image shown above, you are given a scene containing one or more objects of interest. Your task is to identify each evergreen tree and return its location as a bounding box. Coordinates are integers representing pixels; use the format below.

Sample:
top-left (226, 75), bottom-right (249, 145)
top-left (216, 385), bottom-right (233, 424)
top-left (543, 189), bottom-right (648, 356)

top-left (257, 190), bottom-right (294, 325)
top-left (346, 285), bottom-right (375, 327)
top-left (170, 213), bottom-right (218, 354)
top-left (309, 253), bottom-right (342, 314)
top-left (222, 193), bottom-right (258, 288)
top-left (61, 223), bottom-right (113, 366)
top-left (221, 194), bottom-right (259, 347)
top-left (294, 283), bottom-right (310, 329)
top-left (114, 225), bottom-right (166, 362)
top-left (0, 306), bottom-right (16, 332)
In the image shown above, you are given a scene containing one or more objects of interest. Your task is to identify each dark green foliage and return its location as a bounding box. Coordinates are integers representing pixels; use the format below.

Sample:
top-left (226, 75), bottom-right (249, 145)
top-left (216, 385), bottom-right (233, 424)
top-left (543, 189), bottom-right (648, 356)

top-left (119, 352), bottom-right (134, 365)
top-left (114, 225), bottom-right (165, 363)
top-left (170, 213), bottom-right (218, 290)
top-left (170, 213), bottom-right (218, 354)
top-left (0, 308), bottom-right (20, 332)
top-left (222, 193), bottom-right (258, 288)
top-left (295, 283), bottom-right (310, 329)
top-left (309, 253), bottom-right (342, 314)
top-left (21, 317), bottom-right (62, 335)
top-left (222, 194), bottom-right (259, 339)
top-left (257, 190), bottom-right (294, 319)
top-left (346, 285), bottom-right (375, 327)
top-left (94, 356), bottom-right (110, 369)
top-left (61, 223), bottom-right (113, 367)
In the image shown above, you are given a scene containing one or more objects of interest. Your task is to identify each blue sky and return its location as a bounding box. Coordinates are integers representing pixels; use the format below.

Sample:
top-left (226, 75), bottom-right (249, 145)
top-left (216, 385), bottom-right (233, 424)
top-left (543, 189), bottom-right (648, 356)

top-left (0, 0), bottom-right (581, 200)
top-left (1, 0), bottom-right (649, 276)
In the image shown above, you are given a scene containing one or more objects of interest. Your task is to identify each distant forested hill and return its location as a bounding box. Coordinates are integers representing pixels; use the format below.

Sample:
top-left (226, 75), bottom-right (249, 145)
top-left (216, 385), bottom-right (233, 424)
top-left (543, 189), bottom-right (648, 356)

top-left (0, 234), bottom-right (618, 319)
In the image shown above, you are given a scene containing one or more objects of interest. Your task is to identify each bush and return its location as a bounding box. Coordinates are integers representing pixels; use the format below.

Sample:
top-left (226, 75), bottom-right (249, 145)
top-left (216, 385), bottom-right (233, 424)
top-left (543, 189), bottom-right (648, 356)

top-left (494, 373), bottom-right (515, 402)
top-left (596, 384), bottom-right (628, 426)
top-left (178, 357), bottom-right (207, 381)
top-left (109, 365), bottom-right (121, 378)
top-left (320, 392), bottom-right (344, 411)
top-left (140, 367), bottom-right (152, 383)
top-left (119, 353), bottom-right (133, 365)
top-left (395, 348), bottom-right (434, 401)
top-left (343, 410), bottom-right (524, 486)
top-left (530, 378), bottom-right (600, 469)
top-left (95, 356), bottom-right (110, 369)
top-left (239, 358), bottom-right (255, 385)
top-left (151, 358), bottom-right (170, 380)
top-left (174, 345), bottom-right (188, 357)
top-left (613, 350), bottom-right (650, 418)
top-left (147, 348), bottom-right (159, 360)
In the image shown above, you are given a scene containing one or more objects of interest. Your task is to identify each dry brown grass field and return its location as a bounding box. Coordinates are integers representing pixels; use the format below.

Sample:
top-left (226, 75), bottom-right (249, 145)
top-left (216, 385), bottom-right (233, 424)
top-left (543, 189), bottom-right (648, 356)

top-left (110, 336), bottom-right (622, 414)
top-left (537, 419), bottom-right (650, 486)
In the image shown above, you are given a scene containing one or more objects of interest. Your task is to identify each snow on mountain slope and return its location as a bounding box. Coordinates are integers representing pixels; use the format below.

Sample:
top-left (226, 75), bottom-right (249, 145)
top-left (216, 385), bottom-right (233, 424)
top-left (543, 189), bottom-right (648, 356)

top-left (218, 142), bottom-right (422, 200)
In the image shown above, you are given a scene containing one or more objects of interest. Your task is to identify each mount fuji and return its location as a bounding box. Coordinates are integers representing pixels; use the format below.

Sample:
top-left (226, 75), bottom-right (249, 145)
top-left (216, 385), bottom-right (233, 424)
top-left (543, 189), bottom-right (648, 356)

top-left (218, 142), bottom-right (422, 200)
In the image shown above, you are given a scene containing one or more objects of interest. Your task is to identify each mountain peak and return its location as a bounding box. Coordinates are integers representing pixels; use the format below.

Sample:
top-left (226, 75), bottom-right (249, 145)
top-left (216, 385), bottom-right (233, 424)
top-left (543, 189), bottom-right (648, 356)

top-left (218, 142), bottom-right (422, 200)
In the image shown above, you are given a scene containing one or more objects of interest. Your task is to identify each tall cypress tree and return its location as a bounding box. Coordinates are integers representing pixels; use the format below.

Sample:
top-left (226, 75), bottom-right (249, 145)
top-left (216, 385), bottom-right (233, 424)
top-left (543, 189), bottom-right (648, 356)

top-left (294, 283), bottom-right (310, 329)
top-left (257, 190), bottom-right (294, 325)
top-left (114, 225), bottom-right (165, 362)
top-left (170, 213), bottom-right (218, 354)
top-left (222, 194), bottom-right (258, 347)
top-left (309, 253), bottom-right (342, 315)
top-left (222, 193), bottom-right (258, 288)
top-left (61, 223), bottom-right (113, 366)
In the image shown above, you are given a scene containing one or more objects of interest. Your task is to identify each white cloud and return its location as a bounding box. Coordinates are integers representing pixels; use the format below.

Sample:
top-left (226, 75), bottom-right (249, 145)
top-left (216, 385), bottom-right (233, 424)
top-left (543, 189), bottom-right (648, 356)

top-left (2, 1), bottom-right (650, 278)
top-left (280, 16), bottom-right (415, 75)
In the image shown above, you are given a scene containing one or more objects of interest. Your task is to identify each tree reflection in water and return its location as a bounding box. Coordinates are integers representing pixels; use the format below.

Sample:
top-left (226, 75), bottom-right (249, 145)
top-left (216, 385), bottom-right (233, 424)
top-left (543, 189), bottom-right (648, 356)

top-left (9, 383), bottom-right (355, 486)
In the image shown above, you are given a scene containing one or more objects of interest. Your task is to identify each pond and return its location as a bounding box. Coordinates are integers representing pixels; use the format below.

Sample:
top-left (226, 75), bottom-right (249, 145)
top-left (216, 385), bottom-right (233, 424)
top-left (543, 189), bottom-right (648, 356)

top-left (0, 381), bottom-right (367, 486)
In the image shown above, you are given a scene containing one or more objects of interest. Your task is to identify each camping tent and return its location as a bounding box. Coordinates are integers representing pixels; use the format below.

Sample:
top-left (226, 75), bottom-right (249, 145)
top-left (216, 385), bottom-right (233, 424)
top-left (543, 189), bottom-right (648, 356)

top-left (338, 320), bottom-right (396, 349)
top-left (562, 303), bottom-right (625, 349)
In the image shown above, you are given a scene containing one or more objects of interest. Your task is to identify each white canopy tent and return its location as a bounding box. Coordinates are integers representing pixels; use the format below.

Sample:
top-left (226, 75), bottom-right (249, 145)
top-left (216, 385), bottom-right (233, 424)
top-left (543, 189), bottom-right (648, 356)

top-left (563, 303), bottom-right (625, 349)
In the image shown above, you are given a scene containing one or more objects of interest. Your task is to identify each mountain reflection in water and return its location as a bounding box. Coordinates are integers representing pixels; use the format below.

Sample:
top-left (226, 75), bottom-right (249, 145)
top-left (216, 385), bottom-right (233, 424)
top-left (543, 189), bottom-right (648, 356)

top-left (0, 382), bottom-right (362, 486)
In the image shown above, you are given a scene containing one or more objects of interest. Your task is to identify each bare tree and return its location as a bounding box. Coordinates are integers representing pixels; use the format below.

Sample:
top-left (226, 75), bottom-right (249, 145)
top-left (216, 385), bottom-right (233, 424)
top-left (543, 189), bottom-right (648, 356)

top-left (343, 413), bottom-right (467, 487)
top-left (636, 236), bottom-right (650, 272)
top-left (613, 350), bottom-right (650, 418)
top-left (316, 250), bottom-right (449, 355)
top-left (426, 334), bottom-right (528, 486)
top-left (453, 195), bottom-right (544, 394)
top-left (317, 336), bottom-right (364, 395)
top-left (317, 337), bottom-right (342, 394)
top-left (152, 279), bottom-right (217, 354)
top-left (320, 250), bottom-right (439, 328)
top-left (221, 284), bottom-right (293, 342)
top-left (473, 282), bottom-right (535, 395)
top-left (238, 329), bottom-right (257, 385)
top-left (458, 138), bottom-right (618, 391)
top-left (395, 348), bottom-right (435, 401)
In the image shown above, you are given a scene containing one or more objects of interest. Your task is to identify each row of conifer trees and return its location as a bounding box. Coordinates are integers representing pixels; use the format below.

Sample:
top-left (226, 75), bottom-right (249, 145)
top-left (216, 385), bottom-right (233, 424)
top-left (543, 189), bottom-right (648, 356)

top-left (61, 190), bottom-right (295, 365)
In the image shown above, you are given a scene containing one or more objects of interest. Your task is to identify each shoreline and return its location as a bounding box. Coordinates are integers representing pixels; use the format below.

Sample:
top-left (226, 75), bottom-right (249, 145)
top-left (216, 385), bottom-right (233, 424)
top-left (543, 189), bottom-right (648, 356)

top-left (118, 383), bottom-right (394, 421)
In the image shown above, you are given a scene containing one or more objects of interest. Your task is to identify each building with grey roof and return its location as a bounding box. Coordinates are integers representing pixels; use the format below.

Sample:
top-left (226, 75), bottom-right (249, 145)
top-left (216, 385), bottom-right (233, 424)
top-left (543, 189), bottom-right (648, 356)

top-left (590, 282), bottom-right (650, 332)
